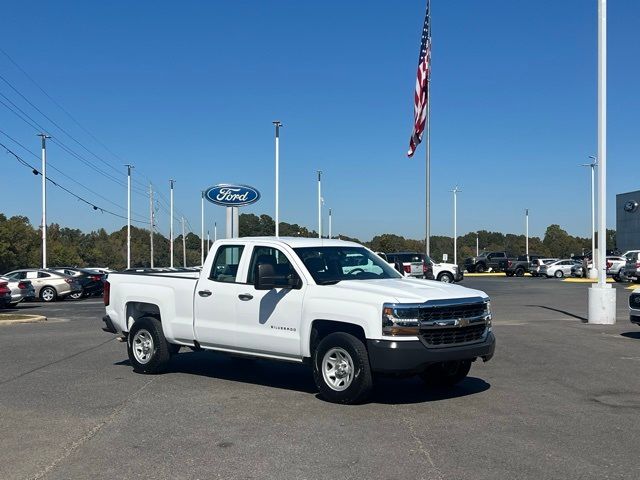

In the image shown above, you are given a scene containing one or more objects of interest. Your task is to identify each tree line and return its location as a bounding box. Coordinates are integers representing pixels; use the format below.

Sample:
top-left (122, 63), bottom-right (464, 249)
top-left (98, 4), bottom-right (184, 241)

top-left (0, 212), bottom-right (615, 272)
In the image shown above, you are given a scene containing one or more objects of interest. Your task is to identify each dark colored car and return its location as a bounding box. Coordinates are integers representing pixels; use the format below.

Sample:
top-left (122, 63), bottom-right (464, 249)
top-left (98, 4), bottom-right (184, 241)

top-left (0, 281), bottom-right (12, 308)
top-left (504, 254), bottom-right (544, 277)
top-left (50, 267), bottom-right (105, 299)
top-left (464, 252), bottom-right (511, 273)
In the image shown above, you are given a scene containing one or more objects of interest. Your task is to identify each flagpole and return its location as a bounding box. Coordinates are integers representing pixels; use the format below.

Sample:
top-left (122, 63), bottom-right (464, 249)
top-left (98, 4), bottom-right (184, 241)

top-left (426, 87), bottom-right (431, 257)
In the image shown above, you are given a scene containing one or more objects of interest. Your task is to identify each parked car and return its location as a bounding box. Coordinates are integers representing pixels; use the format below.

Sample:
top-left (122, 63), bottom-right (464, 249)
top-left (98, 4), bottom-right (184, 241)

top-left (530, 258), bottom-right (558, 277)
top-left (104, 237), bottom-right (495, 404)
top-left (621, 250), bottom-right (640, 283)
top-left (1, 269), bottom-right (82, 302)
top-left (50, 267), bottom-right (105, 299)
top-left (571, 256), bottom-right (627, 280)
top-left (504, 254), bottom-right (544, 277)
top-left (464, 252), bottom-right (510, 273)
top-left (540, 259), bottom-right (581, 278)
top-left (0, 276), bottom-right (36, 307)
top-left (382, 252), bottom-right (433, 279)
top-left (0, 281), bottom-right (12, 308)
top-left (85, 267), bottom-right (115, 275)
top-left (630, 289), bottom-right (640, 326)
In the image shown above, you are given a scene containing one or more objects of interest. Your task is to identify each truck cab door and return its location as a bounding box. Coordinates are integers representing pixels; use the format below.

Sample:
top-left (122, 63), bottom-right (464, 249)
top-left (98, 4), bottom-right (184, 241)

top-left (234, 245), bottom-right (305, 359)
top-left (193, 244), bottom-right (247, 349)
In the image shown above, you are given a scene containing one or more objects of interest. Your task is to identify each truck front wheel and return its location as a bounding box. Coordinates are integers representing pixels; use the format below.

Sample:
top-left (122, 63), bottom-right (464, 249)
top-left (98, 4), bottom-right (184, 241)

top-left (127, 317), bottom-right (171, 374)
top-left (420, 360), bottom-right (471, 387)
top-left (313, 332), bottom-right (373, 404)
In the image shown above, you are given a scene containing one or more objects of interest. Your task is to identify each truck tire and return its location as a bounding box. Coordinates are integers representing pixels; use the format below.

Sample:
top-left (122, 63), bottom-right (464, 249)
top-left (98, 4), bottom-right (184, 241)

top-left (515, 267), bottom-right (525, 277)
top-left (313, 332), bottom-right (373, 404)
top-left (438, 272), bottom-right (454, 283)
top-left (475, 263), bottom-right (486, 273)
top-left (420, 360), bottom-right (471, 387)
top-left (127, 317), bottom-right (171, 374)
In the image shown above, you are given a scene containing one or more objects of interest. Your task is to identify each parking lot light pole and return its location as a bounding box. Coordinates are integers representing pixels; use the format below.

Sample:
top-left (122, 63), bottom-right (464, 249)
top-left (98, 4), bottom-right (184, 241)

top-left (317, 171), bottom-right (322, 238)
top-left (169, 179), bottom-right (175, 268)
top-left (181, 216), bottom-right (186, 268)
top-left (273, 121), bottom-right (282, 237)
top-left (125, 165), bottom-right (133, 269)
top-left (37, 133), bottom-right (50, 269)
top-left (451, 186), bottom-right (461, 266)
top-left (581, 156), bottom-right (598, 278)
top-left (200, 191), bottom-right (205, 266)
top-left (588, 0), bottom-right (616, 324)
top-left (214, 221), bottom-right (217, 242)
top-left (476, 234), bottom-right (479, 257)
top-left (525, 209), bottom-right (529, 257)
top-left (329, 208), bottom-right (332, 239)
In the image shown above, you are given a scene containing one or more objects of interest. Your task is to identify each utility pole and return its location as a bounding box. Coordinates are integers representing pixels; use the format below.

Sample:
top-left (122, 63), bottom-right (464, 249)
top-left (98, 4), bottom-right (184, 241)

top-left (273, 121), bottom-right (282, 237)
top-left (317, 170), bottom-right (322, 238)
top-left (181, 216), bottom-right (186, 267)
top-left (169, 179), bottom-right (175, 268)
top-left (581, 156), bottom-right (598, 278)
top-left (451, 186), bottom-right (461, 266)
top-left (588, 0), bottom-right (615, 324)
top-left (329, 208), bottom-right (332, 239)
top-left (37, 133), bottom-right (50, 269)
top-left (149, 184), bottom-right (155, 268)
top-left (200, 191), bottom-right (205, 266)
top-left (125, 165), bottom-right (134, 269)
top-left (525, 209), bottom-right (529, 257)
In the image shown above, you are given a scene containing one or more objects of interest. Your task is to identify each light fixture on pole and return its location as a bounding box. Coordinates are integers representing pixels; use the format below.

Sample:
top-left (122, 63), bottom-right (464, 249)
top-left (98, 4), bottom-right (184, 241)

top-left (125, 164), bottom-right (134, 269)
top-left (451, 186), bottom-right (461, 266)
top-left (317, 170), bottom-right (322, 238)
top-left (525, 209), bottom-right (529, 257)
top-left (169, 179), bottom-right (175, 268)
top-left (273, 121), bottom-right (282, 237)
top-left (588, 0), bottom-right (616, 324)
top-left (37, 133), bottom-right (51, 269)
top-left (581, 156), bottom-right (598, 278)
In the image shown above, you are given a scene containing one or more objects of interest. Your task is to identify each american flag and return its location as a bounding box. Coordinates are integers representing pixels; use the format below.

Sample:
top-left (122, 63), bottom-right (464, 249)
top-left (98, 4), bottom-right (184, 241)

top-left (407, 2), bottom-right (431, 157)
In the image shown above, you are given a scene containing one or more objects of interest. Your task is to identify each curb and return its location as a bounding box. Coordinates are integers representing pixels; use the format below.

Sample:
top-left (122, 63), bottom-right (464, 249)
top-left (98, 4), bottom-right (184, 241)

top-left (627, 285), bottom-right (639, 290)
top-left (562, 278), bottom-right (614, 284)
top-left (0, 315), bottom-right (47, 325)
top-left (464, 273), bottom-right (532, 277)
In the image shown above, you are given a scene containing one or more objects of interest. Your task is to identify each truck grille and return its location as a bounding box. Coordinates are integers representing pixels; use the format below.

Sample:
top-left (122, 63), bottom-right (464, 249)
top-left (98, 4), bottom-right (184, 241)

top-left (418, 303), bottom-right (487, 322)
top-left (421, 324), bottom-right (487, 346)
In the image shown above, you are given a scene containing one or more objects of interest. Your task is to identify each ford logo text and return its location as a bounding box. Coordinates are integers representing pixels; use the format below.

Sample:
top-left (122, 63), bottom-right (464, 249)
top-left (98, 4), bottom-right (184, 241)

top-left (204, 184), bottom-right (261, 207)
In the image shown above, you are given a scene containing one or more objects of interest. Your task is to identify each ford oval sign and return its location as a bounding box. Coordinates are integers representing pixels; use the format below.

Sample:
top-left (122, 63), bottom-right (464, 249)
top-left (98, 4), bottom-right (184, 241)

top-left (204, 184), bottom-right (261, 207)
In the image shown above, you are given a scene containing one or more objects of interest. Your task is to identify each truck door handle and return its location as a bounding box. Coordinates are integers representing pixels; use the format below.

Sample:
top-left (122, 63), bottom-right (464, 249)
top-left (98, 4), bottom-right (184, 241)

top-left (198, 290), bottom-right (212, 297)
top-left (238, 293), bottom-right (254, 301)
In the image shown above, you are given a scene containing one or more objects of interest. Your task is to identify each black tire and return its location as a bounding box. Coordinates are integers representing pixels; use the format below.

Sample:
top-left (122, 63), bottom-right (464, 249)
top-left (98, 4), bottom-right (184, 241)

top-left (515, 267), bottom-right (525, 277)
top-left (554, 270), bottom-right (564, 278)
top-left (127, 317), bottom-right (171, 374)
top-left (438, 272), bottom-right (454, 283)
top-left (420, 360), bottom-right (472, 387)
top-left (69, 291), bottom-right (83, 300)
top-left (475, 263), bottom-right (486, 274)
top-left (312, 332), bottom-right (373, 404)
top-left (40, 286), bottom-right (57, 302)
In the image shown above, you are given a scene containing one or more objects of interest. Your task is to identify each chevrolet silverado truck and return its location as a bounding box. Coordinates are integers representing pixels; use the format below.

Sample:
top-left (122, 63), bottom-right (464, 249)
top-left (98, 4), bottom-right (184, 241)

top-left (103, 237), bottom-right (495, 404)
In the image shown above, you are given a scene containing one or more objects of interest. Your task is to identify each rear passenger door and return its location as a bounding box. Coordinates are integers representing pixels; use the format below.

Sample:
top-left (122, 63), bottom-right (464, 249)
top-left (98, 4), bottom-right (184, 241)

top-left (193, 244), bottom-right (247, 349)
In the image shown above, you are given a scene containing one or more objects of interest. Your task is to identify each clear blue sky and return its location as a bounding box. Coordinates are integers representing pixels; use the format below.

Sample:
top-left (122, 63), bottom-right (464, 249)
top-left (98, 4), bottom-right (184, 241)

top-left (1, 0), bottom-right (638, 241)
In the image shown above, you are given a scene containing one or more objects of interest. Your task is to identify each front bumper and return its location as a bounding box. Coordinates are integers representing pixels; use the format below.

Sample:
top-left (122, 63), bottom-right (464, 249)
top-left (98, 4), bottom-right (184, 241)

top-left (454, 271), bottom-right (464, 282)
top-left (367, 331), bottom-right (495, 374)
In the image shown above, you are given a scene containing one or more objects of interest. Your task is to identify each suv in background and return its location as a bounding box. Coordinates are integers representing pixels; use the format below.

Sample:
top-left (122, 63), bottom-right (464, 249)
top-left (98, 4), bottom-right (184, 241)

top-left (464, 252), bottom-right (510, 273)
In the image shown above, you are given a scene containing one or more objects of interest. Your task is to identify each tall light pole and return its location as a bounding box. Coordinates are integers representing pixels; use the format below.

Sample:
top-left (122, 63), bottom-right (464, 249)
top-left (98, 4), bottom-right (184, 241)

top-left (273, 121), bottom-right (282, 237)
top-left (476, 234), bottom-right (479, 257)
top-left (149, 183), bottom-right (154, 268)
top-left (317, 170), bottom-right (322, 238)
top-left (525, 209), bottom-right (529, 257)
top-left (169, 179), bottom-right (175, 268)
top-left (214, 221), bottom-right (217, 242)
top-left (581, 156), bottom-right (598, 278)
top-left (589, 0), bottom-right (616, 324)
top-left (200, 191), bottom-right (205, 266)
top-left (181, 216), bottom-right (187, 267)
top-left (328, 208), bottom-right (333, 239)
top-left (125, 164), bottom-right (134, 269)
top-left (206, 230), bottom-right (210, 253)
top-left (37, 133), bottom-right (50, 269)
top-left (451, 186), bottom-right (461, 266)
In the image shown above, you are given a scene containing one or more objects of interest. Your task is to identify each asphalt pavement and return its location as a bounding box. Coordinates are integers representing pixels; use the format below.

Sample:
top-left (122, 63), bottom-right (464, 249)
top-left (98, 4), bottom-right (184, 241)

top-left (0, 278), bottom-right (638, 480)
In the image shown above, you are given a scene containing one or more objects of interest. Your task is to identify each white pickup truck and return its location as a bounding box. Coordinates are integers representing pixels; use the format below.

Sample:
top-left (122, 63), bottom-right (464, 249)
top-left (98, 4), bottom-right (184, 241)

top-left (103, 237), bottom-right (495, 404)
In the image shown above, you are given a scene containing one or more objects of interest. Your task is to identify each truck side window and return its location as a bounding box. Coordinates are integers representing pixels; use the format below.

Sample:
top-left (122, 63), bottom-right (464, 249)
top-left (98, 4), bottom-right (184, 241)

top-left (210, 245), bottom-right (245, 283)
top-left (247, 246), bottom-right (296, 284)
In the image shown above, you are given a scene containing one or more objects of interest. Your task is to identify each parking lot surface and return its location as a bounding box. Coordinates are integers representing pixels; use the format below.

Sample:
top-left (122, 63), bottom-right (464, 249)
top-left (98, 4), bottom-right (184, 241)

top-left (1, 278), bottom-right (638, 480)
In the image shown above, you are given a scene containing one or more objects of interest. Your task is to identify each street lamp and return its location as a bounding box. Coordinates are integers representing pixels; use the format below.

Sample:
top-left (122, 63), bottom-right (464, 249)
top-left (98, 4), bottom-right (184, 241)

top-left (451, 186), bottom-right (461, 266)
top-left (580, 156), bottom-right (597, 278)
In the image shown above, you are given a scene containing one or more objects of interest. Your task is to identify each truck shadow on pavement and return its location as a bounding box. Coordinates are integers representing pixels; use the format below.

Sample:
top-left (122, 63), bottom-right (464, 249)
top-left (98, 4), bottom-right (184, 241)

top-left (116, 351), bottom-right (491, 405)
top-left (621, 332), bottom-right (640, 340)
top-left (524, 304), bottom-right (588, 322)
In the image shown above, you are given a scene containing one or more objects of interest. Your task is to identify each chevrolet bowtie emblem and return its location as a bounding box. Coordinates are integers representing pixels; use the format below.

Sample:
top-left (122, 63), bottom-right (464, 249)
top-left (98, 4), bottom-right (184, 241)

top-left (457, 318), bottom-right (469, 327)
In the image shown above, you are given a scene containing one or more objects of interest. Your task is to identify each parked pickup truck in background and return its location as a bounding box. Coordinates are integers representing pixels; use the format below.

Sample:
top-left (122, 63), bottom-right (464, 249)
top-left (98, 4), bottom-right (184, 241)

top-left (504, 255), bottom-right (544, 277)
top-left (464, 252), bottom-right (510, 273)
top-left (103, 237), bottom-right (495, 404)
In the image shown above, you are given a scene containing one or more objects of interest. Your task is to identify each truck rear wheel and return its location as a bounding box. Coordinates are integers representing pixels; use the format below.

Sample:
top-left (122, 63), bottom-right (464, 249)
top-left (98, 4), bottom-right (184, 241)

top-left (127, 317), bottom-right (171, 374)
top-left (420, 360), bottom-right (471, 387)
top-left (515, 267), bottom-right (525, 277)
top-left (475, 263), bottom-right (486, 273)
top-left (312, 332), bottom-right (372, 404)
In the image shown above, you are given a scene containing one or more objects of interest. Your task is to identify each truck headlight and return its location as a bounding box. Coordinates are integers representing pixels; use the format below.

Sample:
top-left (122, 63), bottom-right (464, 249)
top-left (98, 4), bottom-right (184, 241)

top-left (630, 294), bottom-right (640, 309)
top-left (382, 304), bottom-right (420, 336)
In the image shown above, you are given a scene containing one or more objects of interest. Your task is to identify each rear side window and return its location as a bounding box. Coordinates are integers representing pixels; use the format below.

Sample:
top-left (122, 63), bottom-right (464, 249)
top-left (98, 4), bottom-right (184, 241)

top-left (210, 245), bottom-right (245, 283)
top-left (38, 272), bottom-right (51, 278)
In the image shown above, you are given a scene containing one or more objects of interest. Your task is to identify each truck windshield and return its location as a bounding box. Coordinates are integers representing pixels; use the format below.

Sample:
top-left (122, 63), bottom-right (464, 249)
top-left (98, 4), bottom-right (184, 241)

top-left (294, 247), bottom-right (402, 285)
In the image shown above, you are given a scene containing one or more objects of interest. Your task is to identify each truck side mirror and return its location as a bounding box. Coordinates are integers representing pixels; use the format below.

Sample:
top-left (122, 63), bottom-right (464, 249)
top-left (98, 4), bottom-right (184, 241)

top-left (255, 263), bottom-right (276, 290)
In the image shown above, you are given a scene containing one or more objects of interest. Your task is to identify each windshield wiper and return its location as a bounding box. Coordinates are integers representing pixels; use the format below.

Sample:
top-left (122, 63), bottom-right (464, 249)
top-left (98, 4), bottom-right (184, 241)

top-left (317, 280), bottom-right (341, 285)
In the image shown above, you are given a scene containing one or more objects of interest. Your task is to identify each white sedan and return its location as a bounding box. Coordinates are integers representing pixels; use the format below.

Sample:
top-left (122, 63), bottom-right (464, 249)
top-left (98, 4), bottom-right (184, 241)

top-left (540, 259), bottom-right (580, 278)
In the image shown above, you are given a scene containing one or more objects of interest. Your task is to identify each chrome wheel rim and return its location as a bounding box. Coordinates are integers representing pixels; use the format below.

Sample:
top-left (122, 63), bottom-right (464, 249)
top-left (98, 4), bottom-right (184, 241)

top-left (322, 347), bottom-right (354, 391)
top-left (41, 288), bottom-right (54, 301)
top-left (69, 292), bottom-right (82, 299)
top-left (132, 329), bottom-right (154, 364)
top-left (441, 274), bottom-right (451, 283)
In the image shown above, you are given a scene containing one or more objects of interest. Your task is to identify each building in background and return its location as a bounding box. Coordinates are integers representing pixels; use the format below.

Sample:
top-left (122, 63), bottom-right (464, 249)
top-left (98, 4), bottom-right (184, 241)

top-left (616, 190), bottom-right (640, 252)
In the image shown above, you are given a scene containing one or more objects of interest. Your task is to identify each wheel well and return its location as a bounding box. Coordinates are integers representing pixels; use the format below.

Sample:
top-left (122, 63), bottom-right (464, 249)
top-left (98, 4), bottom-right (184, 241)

top-left (310, 320), bottom-right (366, 354)
top-left (125, 302), bottom-right (161, 330)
